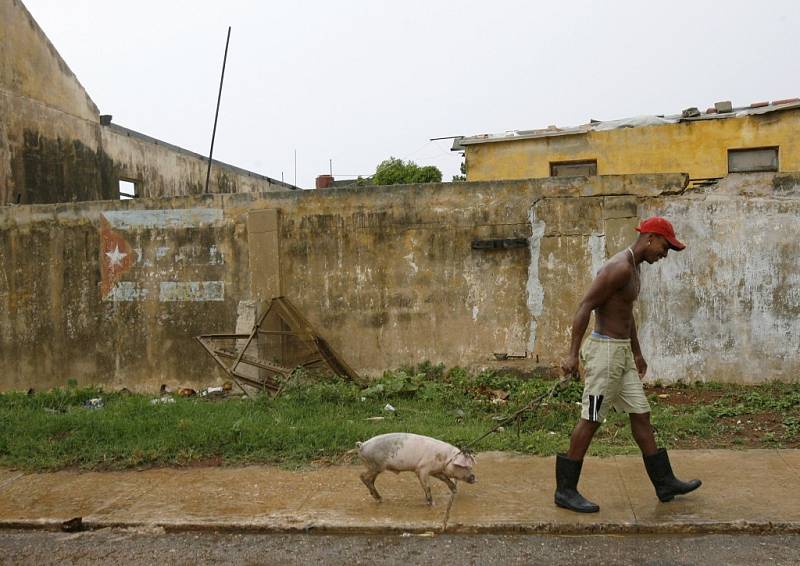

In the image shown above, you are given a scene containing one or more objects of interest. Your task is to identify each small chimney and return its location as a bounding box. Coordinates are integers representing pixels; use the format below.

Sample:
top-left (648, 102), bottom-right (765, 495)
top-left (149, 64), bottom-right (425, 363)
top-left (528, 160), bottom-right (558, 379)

top-left (99, 114), bottom-right (113, 125)
top-left (315, 174), bottom-right (334, 189)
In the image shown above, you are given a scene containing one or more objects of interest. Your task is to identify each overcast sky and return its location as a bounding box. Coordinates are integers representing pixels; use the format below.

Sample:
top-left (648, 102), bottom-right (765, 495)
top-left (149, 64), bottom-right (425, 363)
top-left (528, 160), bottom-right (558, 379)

top-left (24, 0), bottom-right (800, 189)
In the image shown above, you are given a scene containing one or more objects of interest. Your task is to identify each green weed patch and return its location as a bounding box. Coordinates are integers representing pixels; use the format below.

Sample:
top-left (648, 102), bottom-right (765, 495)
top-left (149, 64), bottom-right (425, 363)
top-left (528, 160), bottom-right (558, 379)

top-left (0, 366), bottom-right (797, 472)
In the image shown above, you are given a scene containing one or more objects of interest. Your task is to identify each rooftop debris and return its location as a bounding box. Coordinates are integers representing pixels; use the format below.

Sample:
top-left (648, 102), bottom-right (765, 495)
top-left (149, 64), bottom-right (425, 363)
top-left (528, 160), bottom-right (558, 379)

top-left (453, 97), bottom-right (800, 148)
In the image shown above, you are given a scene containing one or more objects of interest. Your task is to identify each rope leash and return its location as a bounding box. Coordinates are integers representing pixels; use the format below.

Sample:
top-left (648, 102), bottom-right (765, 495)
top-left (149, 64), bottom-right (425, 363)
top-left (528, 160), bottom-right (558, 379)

top-left (458, 375), bottom-right (574, 455)
top-left (442, 374), bottom-right (574, 533)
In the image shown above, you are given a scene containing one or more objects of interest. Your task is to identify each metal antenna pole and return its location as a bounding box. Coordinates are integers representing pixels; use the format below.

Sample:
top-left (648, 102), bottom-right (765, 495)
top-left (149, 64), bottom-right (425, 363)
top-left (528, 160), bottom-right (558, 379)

top-left (205, 26), bottom-right (231, 194)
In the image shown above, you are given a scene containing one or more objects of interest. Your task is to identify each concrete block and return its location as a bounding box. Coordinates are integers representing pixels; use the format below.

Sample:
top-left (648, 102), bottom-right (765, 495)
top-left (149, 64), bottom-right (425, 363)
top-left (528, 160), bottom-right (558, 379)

top-left (714, 100), bottom-right (733, 113)
top-left (247, 208), bottom-right (279, 234)
top-left (603, 196), bottom-right (638, 220)
top-left (535, 197), bottom-right (603, 236)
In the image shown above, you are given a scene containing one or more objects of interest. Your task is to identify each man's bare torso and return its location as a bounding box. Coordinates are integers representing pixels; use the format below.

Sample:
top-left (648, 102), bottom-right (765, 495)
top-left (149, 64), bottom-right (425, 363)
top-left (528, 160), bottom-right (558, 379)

top-left (593, 250), bottom-right (639, 339)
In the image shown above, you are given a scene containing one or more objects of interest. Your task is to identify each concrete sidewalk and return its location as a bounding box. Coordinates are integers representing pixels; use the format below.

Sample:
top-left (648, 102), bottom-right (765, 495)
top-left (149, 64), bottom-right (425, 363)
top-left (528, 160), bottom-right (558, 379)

top-left (1, 450), bottom-right (798, 534)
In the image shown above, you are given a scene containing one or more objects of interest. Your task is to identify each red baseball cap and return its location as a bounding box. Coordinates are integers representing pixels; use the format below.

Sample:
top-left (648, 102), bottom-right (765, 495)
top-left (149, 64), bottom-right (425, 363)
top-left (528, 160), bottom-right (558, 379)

top-left (635, 216), bottom-right (685, 251)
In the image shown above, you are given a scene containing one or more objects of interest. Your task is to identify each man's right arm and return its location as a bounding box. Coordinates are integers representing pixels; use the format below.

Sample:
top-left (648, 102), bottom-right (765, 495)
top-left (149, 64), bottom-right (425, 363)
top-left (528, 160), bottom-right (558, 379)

top-left (561, 262), bottom-right (630, 377)
top-left (561, 302), bottom-right (593, 377)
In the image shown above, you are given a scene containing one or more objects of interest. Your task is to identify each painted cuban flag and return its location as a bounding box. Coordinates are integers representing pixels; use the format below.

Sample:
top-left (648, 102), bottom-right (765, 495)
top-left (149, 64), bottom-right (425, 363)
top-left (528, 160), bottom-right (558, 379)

top-left (99, 208), bottom-right (226, 302)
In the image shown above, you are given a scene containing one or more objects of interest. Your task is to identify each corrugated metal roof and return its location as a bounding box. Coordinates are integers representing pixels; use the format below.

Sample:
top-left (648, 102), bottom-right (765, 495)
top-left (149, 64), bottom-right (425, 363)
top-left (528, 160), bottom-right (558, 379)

top-left (452, 99), bottom-right (800, 150)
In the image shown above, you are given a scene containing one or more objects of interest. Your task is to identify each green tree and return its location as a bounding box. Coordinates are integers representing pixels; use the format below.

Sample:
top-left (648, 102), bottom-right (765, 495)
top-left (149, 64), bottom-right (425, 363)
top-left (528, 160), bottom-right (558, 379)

top-left (371, 157), bottom-right (442, 185)
top-left (452, 157), bottom-right (466, 181)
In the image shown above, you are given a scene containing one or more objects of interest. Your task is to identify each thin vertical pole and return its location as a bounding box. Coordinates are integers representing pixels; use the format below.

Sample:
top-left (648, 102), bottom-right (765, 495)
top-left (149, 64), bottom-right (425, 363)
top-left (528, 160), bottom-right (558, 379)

top-left (294, 149), bottom-right (297, 187)
top-left (205, 26), bottom-right (232, 194)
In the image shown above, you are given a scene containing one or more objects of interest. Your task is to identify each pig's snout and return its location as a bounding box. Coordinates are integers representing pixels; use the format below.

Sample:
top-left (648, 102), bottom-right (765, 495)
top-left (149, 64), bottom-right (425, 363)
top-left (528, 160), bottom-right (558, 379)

top-left (466, 474), bottom-right (476, 484)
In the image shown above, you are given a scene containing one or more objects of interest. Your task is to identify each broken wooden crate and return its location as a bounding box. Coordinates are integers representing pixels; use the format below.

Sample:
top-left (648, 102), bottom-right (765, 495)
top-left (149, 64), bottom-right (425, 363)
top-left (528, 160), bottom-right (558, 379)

top-left (196, 296), bottom-right (359, 395)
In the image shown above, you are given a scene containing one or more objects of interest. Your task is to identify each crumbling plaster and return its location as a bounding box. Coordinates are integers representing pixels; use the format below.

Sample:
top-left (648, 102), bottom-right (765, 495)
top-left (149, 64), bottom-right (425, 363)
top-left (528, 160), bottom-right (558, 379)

top-left (2, 173), bottom-right (796, 391)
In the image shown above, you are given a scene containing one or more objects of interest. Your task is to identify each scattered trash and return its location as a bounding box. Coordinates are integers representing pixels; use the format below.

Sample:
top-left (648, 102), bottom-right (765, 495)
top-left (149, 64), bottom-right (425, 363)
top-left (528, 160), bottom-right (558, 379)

top-left (658, 393), bottom-right (669, 399)
top-left (201, 386), bottom-right (225, 397)
top-left (477, 386), bottom-right (509, 403)
top-left (497, 426), bottom-right (505, 432)
top-left (366, 416), bottom-right (385, 421)
top-left (159, 384), bottom-right (172, 395)
top-left (493, 351), bottom-right (527, 360)
top-left (177, 388), bottom-right (196, 398)
top-left (401, 531), bottom-right (436, 538)
top-left (360, 397), bottom-right (366, 402)
top-left (222, 381), bottom-right (233, 391)
top-left (61, 517), bottom-right (83, 533)
top-left (384, 403), bottom-right (396, 412)
top-left (548, 431), bottom-right (556, 435)
top-left (82, 398), bottom-right (103, 410)
top-left (150, 396), bottom-right (175, 405)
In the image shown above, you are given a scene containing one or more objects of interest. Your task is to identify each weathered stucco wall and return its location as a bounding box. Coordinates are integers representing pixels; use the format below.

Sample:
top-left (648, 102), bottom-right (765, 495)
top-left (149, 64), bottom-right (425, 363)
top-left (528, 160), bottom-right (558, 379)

top-left (101, 125), bottom-right (296, 198)
top-left (0, 0), bottom-right (112, 204)
top-left (0, 173), bottom-right (797, 391)
top-left (0, 198), bottom-right (250, 392)
top-left (1, 0), bottom-right (294, 204)
top-left (529, 173), bottom-right (800, 384)
top-left (466, 109), bottom-right (800, 182)
top-left (0, 0), bottom-right (98, 122)
top-left (638, 174), bottom-right (800, 383)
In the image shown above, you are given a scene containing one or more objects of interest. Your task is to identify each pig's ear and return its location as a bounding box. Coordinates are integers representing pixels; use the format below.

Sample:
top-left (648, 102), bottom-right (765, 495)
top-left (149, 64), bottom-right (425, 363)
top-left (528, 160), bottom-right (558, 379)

top-left (452, 452), bottom-right (475, 468)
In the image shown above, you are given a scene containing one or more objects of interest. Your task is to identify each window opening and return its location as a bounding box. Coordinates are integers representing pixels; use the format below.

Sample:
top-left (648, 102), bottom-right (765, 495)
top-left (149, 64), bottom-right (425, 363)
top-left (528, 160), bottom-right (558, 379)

top-left (119, 179), bottom-right (137, 200)
top-left (550, 160), bottom-right (597, 177)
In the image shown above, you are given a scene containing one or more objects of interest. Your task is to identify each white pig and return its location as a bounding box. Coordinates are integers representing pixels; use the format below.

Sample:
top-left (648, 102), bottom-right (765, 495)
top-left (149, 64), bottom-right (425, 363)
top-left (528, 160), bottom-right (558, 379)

top-left (356, 433), bottom-right (476, 505)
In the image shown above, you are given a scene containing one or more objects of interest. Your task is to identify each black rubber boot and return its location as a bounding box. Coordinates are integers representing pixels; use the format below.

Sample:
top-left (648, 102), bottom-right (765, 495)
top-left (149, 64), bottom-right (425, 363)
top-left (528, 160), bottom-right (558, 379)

top-left (643, 448), bottom-right (702, 502)
top-left (554, 454), bottom-right (600, 513)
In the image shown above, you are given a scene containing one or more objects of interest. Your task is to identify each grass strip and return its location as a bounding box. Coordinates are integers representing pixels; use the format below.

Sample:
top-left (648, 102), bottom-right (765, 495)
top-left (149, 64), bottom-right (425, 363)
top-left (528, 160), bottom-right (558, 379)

top-left (0, 365), bottom-right (797, 472)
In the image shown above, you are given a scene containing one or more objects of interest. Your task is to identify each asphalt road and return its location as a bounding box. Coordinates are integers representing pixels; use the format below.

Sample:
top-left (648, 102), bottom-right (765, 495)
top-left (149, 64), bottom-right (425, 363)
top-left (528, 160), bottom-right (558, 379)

top-left (1, 529), bottom-right (798, 565)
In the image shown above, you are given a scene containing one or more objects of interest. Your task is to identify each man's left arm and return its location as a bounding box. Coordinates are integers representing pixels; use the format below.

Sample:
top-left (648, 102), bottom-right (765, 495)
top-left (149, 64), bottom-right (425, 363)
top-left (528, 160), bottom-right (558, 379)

top-left (630, 318), bottom-right (648, 379)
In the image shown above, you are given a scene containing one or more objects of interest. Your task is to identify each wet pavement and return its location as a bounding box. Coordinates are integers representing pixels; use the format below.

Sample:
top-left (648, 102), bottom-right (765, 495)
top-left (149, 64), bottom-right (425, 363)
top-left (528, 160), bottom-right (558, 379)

top-left (0, 450), bottom-right (798, 535)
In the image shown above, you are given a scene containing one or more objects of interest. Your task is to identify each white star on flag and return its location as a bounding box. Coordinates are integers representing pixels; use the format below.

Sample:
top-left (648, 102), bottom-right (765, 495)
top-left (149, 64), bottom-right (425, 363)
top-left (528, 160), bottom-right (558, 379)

top-left (105, 245), bottom-right (127, 268)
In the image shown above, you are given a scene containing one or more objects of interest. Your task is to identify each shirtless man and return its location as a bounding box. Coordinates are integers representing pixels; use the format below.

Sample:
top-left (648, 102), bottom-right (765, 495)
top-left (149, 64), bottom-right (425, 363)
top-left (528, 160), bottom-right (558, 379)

top-left (555, 216), bottom-right (702, 513)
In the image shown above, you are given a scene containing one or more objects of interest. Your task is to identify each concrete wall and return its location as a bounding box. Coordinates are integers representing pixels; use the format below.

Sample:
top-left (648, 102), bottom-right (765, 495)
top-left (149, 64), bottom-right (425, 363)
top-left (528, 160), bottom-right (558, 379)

top-left (0, 0), bottom-right (111, 204)
top-left (530, 173), bottom-right (800, 384)
top-left (100, 124), bottom-right (297, 198)
top-left (0, 0), bottom-right (294, 204)
top-left (638, 174), bottom-right (800, 383)
top-left (466, 109), bottom-right (800, 182)
top-left (1, 172), bottom-right (797, 391)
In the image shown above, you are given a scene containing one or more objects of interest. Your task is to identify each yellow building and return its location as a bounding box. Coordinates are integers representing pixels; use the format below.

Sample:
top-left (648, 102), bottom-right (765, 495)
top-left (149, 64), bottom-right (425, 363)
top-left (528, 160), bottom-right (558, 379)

top-left (454, 99), bottom-right (800, 185)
